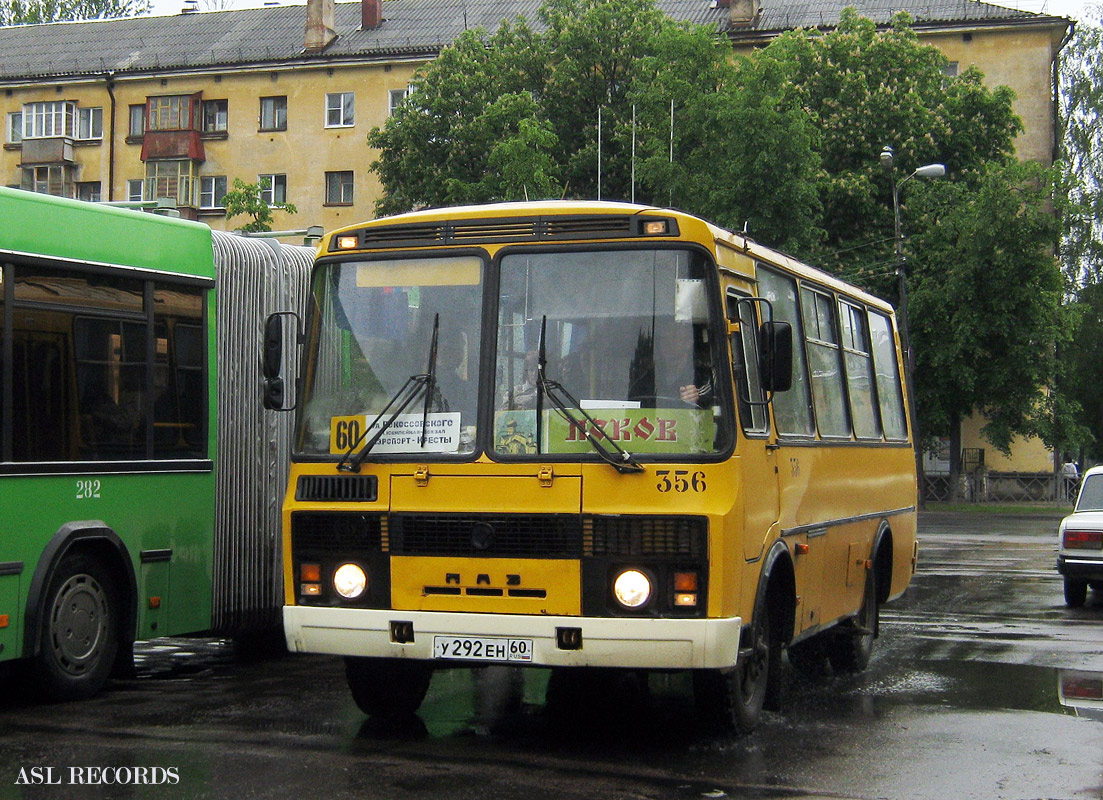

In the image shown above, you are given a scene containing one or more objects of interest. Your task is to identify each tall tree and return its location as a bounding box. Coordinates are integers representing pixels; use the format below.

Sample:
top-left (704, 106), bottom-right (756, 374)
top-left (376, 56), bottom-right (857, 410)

top-left (907, 161), bottom-right (1071, 464)
top-left (1, 0), bottom-right (149, 25)
top-left (1059, 7), bottom-right (1103, 287)
top-left (367, 0), bottom-right (821, 253)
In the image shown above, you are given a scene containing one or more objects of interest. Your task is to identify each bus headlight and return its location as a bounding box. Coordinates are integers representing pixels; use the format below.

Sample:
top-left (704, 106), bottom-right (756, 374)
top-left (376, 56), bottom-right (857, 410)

top-left (613, 569), bottom-right (652, 609)
top-left (333, 563), bottom-right (368, 599)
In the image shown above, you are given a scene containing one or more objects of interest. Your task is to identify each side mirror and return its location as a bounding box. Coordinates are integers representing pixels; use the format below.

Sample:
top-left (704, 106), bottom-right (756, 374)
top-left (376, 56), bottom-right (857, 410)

top-left (263, 311), bottom-right (301, 411)
top-left (263, 313), bottom-right (284, 380)
top-left (759, 320), bottom-right (793, 393)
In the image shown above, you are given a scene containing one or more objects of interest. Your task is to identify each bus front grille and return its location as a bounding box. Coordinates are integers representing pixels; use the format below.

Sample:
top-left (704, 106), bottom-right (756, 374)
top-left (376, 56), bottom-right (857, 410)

top-left (390, 514), bottom-right (582, 558)
top-left (584, 515), bottom-right (707, 558)
top-left (291, 512), bottom-right (386, 552)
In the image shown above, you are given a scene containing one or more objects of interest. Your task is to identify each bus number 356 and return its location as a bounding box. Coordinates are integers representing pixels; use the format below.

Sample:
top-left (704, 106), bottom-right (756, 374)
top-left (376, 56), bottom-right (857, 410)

top-left (656, 470), bottom-right (706, 493)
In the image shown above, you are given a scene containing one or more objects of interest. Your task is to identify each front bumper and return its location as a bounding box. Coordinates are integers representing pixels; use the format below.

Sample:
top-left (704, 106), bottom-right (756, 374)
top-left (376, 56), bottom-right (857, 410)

top-left (284, 605), bottom-right (742, 670)
top-left (1057, 553), bottom-right (1103, 582)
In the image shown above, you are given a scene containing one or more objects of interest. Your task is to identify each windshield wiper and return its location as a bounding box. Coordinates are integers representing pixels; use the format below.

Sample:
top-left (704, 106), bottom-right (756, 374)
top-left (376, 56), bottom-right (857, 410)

top-left (535, 316), bottom-right (644, 474)
top-left (337, 314), bottom-right (440, 473)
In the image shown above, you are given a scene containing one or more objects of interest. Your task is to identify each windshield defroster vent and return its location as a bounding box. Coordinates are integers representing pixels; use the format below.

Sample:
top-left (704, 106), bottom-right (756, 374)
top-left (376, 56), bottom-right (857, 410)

top-left (296, 475), bottom-right (378, 502)
top-left (330, 214), bottom-right (666, 251)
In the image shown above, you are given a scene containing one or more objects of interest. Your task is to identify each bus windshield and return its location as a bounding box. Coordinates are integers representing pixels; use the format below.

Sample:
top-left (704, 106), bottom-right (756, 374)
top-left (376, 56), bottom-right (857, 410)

top-left (298, 254), bottom-right (485, 456)
top-left (493, 248), bottom-right (732, 459)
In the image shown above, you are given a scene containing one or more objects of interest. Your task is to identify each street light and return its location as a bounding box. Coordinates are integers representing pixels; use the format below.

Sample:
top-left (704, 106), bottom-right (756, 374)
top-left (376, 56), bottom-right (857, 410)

top-left (879, 145), bottom-right (945, 503)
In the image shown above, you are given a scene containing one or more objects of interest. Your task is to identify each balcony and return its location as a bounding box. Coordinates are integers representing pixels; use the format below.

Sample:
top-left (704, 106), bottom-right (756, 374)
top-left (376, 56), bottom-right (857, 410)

top-left (19, 137), bottom-right (75, 166)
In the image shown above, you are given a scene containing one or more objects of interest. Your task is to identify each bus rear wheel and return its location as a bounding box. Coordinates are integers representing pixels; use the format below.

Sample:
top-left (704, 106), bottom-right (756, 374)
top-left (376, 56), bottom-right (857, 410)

top-left (33, 551), bottom-right (120, 702)
top-left (827, 571), bottom-right (878, 674)
top-left (344, 657), bottom-right (433, 717)
top-left (693, 597), bottom-right (778, 735)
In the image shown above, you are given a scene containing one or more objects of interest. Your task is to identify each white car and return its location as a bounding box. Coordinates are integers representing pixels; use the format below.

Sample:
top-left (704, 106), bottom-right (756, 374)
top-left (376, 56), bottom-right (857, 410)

top-left (1057, 465), bottom-right (1103, 607)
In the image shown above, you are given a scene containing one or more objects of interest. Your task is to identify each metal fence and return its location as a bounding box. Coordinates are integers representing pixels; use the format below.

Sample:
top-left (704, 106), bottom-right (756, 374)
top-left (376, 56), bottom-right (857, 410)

top-left (922, 470), bottom-right (1076, 504)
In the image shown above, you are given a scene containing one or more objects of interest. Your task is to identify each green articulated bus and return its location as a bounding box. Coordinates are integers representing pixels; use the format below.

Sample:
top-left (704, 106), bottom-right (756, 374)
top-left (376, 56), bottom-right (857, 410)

top-left (0, 187), bottom-right (312, 700)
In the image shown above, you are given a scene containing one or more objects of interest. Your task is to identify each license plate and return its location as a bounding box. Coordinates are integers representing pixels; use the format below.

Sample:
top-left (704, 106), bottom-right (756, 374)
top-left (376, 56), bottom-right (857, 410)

top-left (432, 635), bottom-right (533, 663)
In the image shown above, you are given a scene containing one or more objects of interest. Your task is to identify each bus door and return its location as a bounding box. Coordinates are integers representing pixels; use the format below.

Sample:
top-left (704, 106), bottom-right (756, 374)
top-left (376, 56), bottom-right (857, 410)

top-left (724, 288), bottom-right (780, 563)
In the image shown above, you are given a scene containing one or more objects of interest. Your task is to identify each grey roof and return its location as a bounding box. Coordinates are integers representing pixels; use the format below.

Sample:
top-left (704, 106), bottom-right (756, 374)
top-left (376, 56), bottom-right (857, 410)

top-left (0, 0), bottom-right (1061, 82)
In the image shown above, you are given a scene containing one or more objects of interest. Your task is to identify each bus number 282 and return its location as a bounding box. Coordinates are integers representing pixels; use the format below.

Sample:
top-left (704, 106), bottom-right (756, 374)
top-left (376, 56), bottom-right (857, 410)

top-left (76, 479), bottom-right (102, 499)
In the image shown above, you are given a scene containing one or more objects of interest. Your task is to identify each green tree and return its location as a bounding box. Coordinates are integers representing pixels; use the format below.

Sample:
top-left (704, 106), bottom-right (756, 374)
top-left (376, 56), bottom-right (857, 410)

top-left (1057, 7), bottom-right (1103, 457)
top-left (907, 161), bottom-right (1071, 466)
top-left (1059, 7), bottom-right (1103, 286)
top-left (761, 9), bottom-right (1022, 281)
top-left (1, 0), bottom-right (149, 25)
top-left (368, 0), bottom-right (820, 252)
top-left (221, 178), bottom-right (297, 233)
top-left (763, 10), bottom-right (1077, 476)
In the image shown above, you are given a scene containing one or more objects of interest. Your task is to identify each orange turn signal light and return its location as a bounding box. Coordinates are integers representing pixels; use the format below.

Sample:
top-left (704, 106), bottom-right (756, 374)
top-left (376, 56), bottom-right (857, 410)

top-left (673, 571), bottom-right (697, 592)
top-left (301, 563), bottom-right (321, 582)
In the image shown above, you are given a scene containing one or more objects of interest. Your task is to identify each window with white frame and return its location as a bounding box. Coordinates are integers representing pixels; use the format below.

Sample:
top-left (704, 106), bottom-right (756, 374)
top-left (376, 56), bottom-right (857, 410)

top-left (129, 104), bottom-right (146, 137)
top-left (200, 175), bottom-right (227, 209)
top-left (260, 96), bottom-right (287, 131)
top-left (76, 107), bottom-right (103, 141)
top-left (325, 92), bottom-right (354, 127)
top-left (127, 179), bottom-right (144, 202)
top-left (387, 87), bottom-right (410, 116)
top-left (7, 112), bottom-right (22, 144)
top-left (202, 99), bottom-right (227, 133)
top-left (258, 173), bottom-right (287, 205)
top-left (324, 170), bottom-right (353, 205)
top-left (23, 101), bottom-right (74, 139)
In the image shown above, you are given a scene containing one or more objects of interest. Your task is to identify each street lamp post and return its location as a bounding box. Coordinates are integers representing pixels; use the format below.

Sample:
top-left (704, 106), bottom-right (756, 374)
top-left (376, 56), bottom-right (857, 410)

top-left (879, 145), bottom-right (945, 505)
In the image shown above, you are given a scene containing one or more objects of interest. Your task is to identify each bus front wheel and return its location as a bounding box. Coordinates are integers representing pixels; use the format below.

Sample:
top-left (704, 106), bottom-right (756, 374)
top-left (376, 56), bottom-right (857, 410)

top-left (345, 657), bottom-right (433, 717)
top-left (693, 597), bottom-right (779, 734)
top-left (33, 551), bottom-right (120, 702)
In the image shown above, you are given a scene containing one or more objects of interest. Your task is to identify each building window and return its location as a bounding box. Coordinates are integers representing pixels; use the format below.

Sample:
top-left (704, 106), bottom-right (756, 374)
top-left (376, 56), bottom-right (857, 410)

top-left (202, 99), bottom-right (227, 133)
top-left (258, 173), bottom-right (287, 205)
top-left (7, 112), bottom-right (21, 144)
top-left (200, 175), bottom-right (227, 209)
top-left (147, 95), bottom-right (195, 132)
top-left (324, 171), bottom-right (354, 205)
top-left (76, 107), bottom-right (103, 141)
top-left (388, 87), bottom-right (410, 116)
top-left (76, 182), bottom-right (102, 202)
top-left (23, 101), bottom-right (74, 139)
top-left (943, 62), bottom-right (959, 78)
top-left (129, 104), bottom-right (146, 137)
top-left (325, 92), bottom-right (354, 127)
top-left (22, 165), bottom-right (73, 196)
top-left (260, 96), bottom-right (287, 131)
top-left (147, 160), bottom-right (198, 206)
top-left (127, 179), bottom-right (144, 202)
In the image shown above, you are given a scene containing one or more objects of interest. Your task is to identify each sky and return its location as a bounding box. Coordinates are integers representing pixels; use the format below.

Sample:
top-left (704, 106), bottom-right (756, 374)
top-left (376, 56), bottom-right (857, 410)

top-left (145, 0), bottom-right (1102, 22)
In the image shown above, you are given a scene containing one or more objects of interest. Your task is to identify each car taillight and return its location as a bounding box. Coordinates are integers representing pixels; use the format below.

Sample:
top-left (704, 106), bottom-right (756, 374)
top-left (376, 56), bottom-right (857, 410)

top-left (1062, 675), bottom-right (1103, 701)
top-left (1063, 530), bottom-right (1103, 550)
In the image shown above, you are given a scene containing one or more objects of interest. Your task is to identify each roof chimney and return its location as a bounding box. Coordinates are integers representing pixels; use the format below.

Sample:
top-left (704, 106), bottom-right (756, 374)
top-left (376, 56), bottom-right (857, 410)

top-left (729, 0), bottom-right (758, 26)
top-left (362, 0), bottom-right (382, 29)
top-left (305, 0), bottom-right (336, 52)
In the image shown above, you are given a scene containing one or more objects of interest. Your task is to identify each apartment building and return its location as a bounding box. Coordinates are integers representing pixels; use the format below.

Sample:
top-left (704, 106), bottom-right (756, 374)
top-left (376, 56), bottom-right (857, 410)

top-left (0, 0), bottom-right (1071, 233)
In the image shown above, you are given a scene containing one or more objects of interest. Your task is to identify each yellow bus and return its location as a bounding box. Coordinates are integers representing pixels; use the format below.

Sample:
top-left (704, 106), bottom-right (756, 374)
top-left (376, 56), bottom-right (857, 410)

top-left (269, 201), bottom-right (918, 733)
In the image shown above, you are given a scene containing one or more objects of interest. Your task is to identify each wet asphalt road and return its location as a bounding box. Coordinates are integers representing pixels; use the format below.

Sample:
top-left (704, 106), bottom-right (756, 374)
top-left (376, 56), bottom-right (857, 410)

top-left (0, 511), bottom-right (1100, 800)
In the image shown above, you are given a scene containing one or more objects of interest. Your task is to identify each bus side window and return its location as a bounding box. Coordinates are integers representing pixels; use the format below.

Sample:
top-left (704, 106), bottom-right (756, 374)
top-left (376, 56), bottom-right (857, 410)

top-left (839, 300), bottom-right (882, 440)
top-left (758, 267), bottom-right (815, 437)
top-left (800, 287), bottom-right (851, 438)
top-left (726, 292), bottom-right (768, 434)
